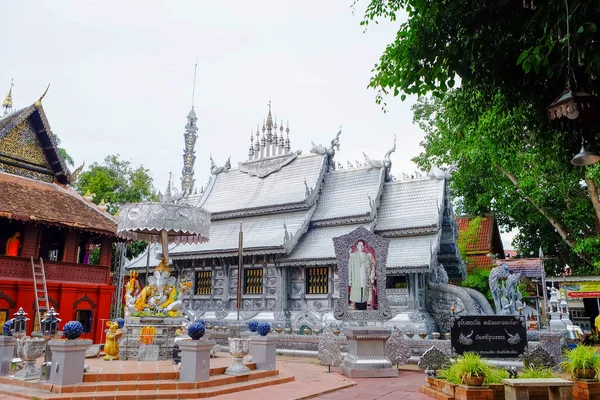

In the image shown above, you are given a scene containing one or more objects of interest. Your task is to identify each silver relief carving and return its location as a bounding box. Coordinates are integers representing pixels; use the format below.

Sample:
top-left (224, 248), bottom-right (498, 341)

top-left (238, 151), bottom-right (301, 178)
top-left (318, 329), bottom-right (342, 367)
top-left (385, 327), bottom-right (410, 366)
top-left (418, 346), bottom-right (450, 371)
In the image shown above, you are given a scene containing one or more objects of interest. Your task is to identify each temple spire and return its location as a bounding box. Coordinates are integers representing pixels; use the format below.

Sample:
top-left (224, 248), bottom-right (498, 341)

top-left (181, 63), bottom-right (199, 195)
top-left (2, 80), bottom-right (14, 117)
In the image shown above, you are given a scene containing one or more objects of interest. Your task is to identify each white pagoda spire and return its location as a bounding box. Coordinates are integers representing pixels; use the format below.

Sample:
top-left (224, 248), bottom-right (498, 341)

top-left (181, 64), bottom-right (199, 195)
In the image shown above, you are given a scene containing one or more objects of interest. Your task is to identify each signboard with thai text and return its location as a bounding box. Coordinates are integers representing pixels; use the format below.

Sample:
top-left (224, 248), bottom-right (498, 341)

top-left (561, 282), bottom-right (600, 298)
top-left (450, 315), bottom-right (527, 358)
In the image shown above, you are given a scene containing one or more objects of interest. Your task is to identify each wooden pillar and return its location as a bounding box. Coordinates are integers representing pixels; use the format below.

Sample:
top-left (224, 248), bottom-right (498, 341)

top-left (21, 224), bottom-right (41, 258)
top-left (99, 237), bottom-right (112, 267)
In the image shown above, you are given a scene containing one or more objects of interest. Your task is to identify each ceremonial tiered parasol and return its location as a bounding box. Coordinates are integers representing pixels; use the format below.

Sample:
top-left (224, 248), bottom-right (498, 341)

top-left (116, 176), bottom-right (211, 263)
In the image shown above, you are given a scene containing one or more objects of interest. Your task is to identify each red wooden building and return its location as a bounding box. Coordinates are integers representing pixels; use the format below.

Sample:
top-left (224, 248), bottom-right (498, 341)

top-left (0, 90), bottom-right (116, 343)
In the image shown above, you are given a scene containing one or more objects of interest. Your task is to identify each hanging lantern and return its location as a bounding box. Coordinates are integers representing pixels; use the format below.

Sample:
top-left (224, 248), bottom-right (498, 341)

top-left (41, 307), bottom-right (60, 339)
top-left (571, 139), bottom-right (600, 166)
top-left (547, 81), bottom-right (600, 124)
top-left (12, 307), bottom-right (29, 338)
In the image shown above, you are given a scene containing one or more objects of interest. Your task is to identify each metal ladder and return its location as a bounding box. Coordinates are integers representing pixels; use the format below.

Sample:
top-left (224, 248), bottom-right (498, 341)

top-left (30, 257), bottom-right (50, 331)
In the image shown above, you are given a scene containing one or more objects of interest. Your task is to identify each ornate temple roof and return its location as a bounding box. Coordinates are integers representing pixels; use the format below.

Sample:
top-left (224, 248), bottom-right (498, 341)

top-left (186, 154), bottom-right (327, 218)
top-left (311, 166), bottom-right (384, 225)
top-left (0, 171), bottom-right (117, 235)
top-left (170, 209), bottom-right (313, 259)
top-left (375, 178), bottom-right (445, 235)
top-left (162, 104), bottom-right (464, 276)
top-left (0, 104), bottom-right (71, 184)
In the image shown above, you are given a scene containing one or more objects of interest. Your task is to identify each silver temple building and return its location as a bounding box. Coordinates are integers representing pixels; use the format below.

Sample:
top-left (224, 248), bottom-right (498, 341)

top-left (126, 105), bottom-right (487, 334)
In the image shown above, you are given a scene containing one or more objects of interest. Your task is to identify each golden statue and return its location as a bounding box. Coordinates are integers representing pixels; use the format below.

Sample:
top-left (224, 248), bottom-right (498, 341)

top-left (103, 320), bottom-right (123, 361)
top-left (126, 257), bottom-right (191, 317)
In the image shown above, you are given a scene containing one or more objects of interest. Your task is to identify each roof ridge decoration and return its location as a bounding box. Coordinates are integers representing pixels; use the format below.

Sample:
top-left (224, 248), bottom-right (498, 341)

top-left (362, 134), bottom-right (396, 181)
top-left (2, 80), bottom-right (14, 117)
top-left (427, 164), bottom-right (458, 181)
top-left (210, 154), bottom-right (231, 175)
top-left (310, 126), bottom-right (341, 171)
top-left (239, 103), bottom-right (301, 178)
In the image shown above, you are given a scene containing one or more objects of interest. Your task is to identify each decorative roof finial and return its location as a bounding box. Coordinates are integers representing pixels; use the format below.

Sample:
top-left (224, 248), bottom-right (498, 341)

top-left (2, 80), bottom-right (14, 117)
top-left (284, 120), bottom-right (291, 153)
top-left (35, 83), bottom-right (51, 108)
top-left (181, 63), bottom-right (199, 196)
top-left (164, 172), bottom-right (173, 203)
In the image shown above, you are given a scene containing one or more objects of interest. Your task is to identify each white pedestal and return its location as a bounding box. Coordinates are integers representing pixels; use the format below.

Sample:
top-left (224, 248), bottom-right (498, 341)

top-left (340, 328), bottom-right (398, 378)
top-left (48, 339), bottom-right (93, 386)
top-left (177, 339), bottom-right (216, 382)
top-left (0, 337), bottom-right (16, 376)
top-left (249, 335), bottom-right (279, 371)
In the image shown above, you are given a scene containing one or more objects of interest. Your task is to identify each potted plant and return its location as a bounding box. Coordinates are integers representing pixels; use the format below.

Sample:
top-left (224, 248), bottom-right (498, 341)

top-left (560, 345), bottom-right (600, 380)
top-left (248, 320), bottom-right (259, 333)
top-left (187, 320), bottom-right (206, 340)
top-left (456, 353), bottom-right (488, 386)
top-left (63, 321), bottom-right (84, 340)
top-left (257, 322), bottom-right (271, 336)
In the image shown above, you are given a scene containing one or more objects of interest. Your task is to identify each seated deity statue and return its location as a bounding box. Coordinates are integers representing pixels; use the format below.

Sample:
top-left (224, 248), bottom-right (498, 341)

top-left (127, 257), bottom-right (185, 317)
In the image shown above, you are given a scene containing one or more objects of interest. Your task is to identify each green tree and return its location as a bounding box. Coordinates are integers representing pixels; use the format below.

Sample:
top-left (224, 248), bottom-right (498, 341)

top-left (76, 155), bottom-right (158, 260)
top-left (356, 0), bottom-right (600, 274)
top-left (75, 155), bottom-right (157, 215)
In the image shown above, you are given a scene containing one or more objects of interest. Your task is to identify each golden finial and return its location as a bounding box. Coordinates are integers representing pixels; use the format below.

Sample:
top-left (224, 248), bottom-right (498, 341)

top-left (35, 83), bottom-right (51, 108)
top-left (2, 80), bottom-right (14, 108)
top-left (154, 257), bottom-right (171, 275)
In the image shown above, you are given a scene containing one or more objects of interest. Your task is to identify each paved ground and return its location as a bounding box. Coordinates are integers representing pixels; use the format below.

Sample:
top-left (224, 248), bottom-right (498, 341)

top-left (0, 354), bottom-right (433, 399)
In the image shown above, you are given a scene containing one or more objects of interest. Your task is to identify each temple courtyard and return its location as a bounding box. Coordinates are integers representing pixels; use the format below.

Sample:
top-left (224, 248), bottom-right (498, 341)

top-left (0, 354), bottom-right (430, 399)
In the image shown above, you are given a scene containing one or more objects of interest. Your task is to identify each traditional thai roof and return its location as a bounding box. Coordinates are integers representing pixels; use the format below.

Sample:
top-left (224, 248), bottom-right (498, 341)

top-left (503, 258), bottom-right (544, 279)
top-left (279, 223), bottom-right (373, 266)
top-left (456, 215), bottom-right (505, 272)
top-left (311, 167), bottom-right (384, 226)
top-left (387, 232), bottom-right (441, 272)
top-left (0, 171), bottom-right (116, 235)
top-left (375, 178), bottom-right (445, 235)
top-left (171, 209), bottom-right (314, 259)
top-left (186, 153), bottom-right (327, 218)
top-left (0, 104), bottom-right (71, 184)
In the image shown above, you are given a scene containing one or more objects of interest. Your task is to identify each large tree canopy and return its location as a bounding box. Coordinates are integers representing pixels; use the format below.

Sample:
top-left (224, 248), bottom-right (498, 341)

top-left (75, 154), bottom-right (157, 215)
top-left (358, 0), bottom-right (600, 274)
top-left (76, 155), bottom-right (157, 260)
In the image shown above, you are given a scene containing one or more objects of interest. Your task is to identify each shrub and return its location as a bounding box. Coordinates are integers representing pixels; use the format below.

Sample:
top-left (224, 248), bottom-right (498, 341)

top-left (2, 320), bottom-right (13, 336)
top-left (248, 320), bottom-right (259, 332)
top-left (520, 366), bottom-right (556, 379)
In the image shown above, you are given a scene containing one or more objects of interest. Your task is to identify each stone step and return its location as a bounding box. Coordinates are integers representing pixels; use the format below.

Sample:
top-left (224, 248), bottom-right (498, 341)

top-left (54, 369), bottom-right (279, 394)
top-left (81, 362), bottom-right (256, 383)
top-left (419, 385), bottom-right (455, 400)
top-left (0, 374), bottom-right (295, 399)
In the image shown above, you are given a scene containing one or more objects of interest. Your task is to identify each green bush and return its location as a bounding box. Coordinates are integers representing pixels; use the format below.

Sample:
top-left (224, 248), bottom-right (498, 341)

top-left (520, 366), bottom-right (556, 379)
top-left (437, 353), bottom-right (508, 384)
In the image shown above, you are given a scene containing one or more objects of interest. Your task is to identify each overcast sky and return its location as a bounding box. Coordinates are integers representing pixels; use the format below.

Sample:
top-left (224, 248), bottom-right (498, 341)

top-left (3, 1), bottom-right (515, 249)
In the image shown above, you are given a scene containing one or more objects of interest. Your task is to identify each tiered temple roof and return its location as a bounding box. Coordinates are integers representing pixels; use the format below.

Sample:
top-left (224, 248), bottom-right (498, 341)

top-left (164, 105), bottom-right (465, 281)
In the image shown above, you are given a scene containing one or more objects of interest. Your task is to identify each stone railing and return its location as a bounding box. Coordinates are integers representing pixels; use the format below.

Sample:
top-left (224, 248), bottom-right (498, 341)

top-left (0, 256), bottom-right (111, 285)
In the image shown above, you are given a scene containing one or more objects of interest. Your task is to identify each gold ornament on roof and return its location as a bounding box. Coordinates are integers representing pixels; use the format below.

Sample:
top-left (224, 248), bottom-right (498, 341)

top-left (2, 81), bottom-right (13, 108)
top-left (34, 83), bottom-right (51, 108)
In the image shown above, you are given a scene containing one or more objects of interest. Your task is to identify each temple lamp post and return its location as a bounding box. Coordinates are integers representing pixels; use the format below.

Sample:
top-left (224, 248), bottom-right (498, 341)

top-left (12, 308), bottom-right (29, 339)
top-left (41, 307), bottom-right (60, 340)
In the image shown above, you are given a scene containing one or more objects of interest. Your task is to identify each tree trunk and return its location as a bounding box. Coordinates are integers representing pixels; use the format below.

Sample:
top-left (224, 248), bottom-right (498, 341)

top-left (584, 173), bottom-right (600, 235)
top-left (496, 167), bottom-right (591, 262)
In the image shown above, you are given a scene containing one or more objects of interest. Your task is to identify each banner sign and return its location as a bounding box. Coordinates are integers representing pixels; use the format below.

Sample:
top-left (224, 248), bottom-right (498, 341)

top-left (561, 282), bottom-right (600, 299)
top-left (450, 315), bottom-right (527, 358)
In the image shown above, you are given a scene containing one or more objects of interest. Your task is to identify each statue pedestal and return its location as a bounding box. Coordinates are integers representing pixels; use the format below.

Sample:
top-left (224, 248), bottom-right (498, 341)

top-left (0, 336), bottom-right (16, 376)
top-left (340, 328), bottom-right (398, 378)
top-left (249, 336), bottom-right (279, 371)
top-left (48, 339), bottom-right (93, 386)
top-left (177, 339), bottom-right (216, 382)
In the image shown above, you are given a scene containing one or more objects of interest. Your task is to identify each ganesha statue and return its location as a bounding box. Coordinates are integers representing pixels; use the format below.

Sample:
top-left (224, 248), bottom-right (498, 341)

top-left (127, 257), bottom-right (191, 317)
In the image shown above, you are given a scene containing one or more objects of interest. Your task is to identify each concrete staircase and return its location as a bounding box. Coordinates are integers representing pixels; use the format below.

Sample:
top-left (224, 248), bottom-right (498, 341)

top-left (0, 363), bottom-right (295, 399)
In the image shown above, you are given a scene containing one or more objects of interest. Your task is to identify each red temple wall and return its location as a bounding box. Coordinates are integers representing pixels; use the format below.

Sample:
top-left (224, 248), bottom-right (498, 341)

top-left (0, 279), bottom-right (114, 344)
